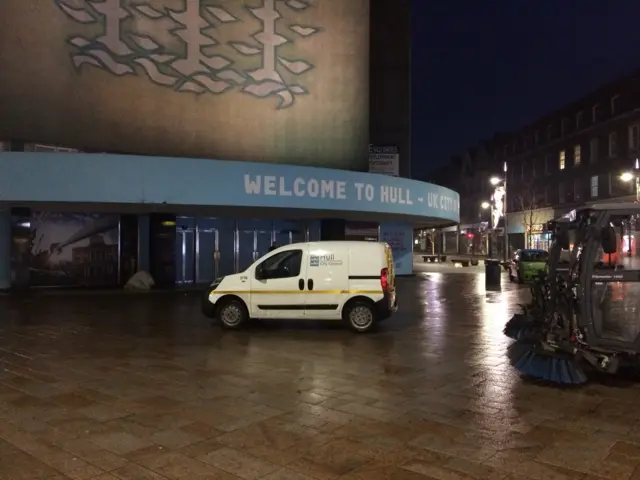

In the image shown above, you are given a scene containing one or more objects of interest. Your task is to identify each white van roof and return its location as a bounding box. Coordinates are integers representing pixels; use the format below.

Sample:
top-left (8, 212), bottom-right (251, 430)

top-left (286, 241), bottom-right (387, 249)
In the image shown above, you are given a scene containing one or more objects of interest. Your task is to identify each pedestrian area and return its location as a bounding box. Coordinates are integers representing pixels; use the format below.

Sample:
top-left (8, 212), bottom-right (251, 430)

top-left (0, 274), bottom-right (639, 479)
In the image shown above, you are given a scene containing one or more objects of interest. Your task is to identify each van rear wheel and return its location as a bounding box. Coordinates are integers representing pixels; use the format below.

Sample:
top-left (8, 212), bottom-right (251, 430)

top-left (217, 298), bottom-right (249, 329)
top-left (344, 300), bottom-right (376, 333)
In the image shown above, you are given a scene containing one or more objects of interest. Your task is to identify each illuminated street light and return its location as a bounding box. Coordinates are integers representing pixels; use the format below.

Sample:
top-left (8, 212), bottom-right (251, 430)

top-left (488, 161), bottom-right (509, 261)
top-left (481, 201), bottom-right (490, 209)
top-left (621, 172), bottom-right (634, 182)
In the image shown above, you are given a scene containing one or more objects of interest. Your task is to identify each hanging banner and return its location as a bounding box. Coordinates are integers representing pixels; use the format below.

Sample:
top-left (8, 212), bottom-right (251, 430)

top-left (369, 145), bottom-right (399, 177)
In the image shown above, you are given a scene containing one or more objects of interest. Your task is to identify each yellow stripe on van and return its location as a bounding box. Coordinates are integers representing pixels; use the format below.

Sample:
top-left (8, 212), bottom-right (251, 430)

top-left (214, 290), bottom-right (383, 295)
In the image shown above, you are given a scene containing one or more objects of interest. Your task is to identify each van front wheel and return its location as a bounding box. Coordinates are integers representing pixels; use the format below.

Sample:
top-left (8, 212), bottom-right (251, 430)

top-left (344, 300), bottom-right (376, 333)
top-left (217, 298), bottom-right (249, 329)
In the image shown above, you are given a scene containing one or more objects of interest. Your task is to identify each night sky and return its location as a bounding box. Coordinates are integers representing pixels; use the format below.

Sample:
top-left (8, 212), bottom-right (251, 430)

top-left (412, 1), bottom-right (640, 178)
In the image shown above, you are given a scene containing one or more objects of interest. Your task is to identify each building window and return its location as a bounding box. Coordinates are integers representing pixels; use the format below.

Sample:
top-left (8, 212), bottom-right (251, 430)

top-left (574, 178), bottom-right (581, 201)
top-left (609, 132), bottom-right (618, 157)
top-left (521, 160), bottom-right (526, 179)
top-left (559, 182), bottom-right (565, 203)
top-left (576, 111), bottom-right (583, 130)
top-left (531, 159), bottom-right (536, 178)
top-left (547, 124), bottom-right (554, 141)
top-left (535, 130), bottom-right (540, 145)
top-left (629, 123), bottom-right (640, 150)
top-left (590, 175), bottom-right (598, 198)
top-left (503, 144), bottom-right (510, 158)
top-left (611, 95), bottom-right (620, 116)
top-left (559, 150), bottom-right (566, 170)
top-left (592, 104), bottom-right (600, 123)
top-left (590, 138), bottom-right (598, 163)
top-left (574, 145), bottom-right (581, 166)
top-left (545, 154), bottom-right (552, 175)
top-left (561, 118), bottom-right (569, 136)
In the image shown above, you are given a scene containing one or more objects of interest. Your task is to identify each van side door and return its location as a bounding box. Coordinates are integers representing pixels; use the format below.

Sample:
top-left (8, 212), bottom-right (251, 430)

top-left (305, 247), bottom-right (349, 319)
top-left (249, 245), bottom-right (308, 319)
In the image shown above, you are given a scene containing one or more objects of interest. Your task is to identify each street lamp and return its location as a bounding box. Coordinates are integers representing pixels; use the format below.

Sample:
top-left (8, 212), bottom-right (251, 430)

top-left (620, 158), bottom-right (640, 202)
top-left (488, 162), bottom-right (508, 261)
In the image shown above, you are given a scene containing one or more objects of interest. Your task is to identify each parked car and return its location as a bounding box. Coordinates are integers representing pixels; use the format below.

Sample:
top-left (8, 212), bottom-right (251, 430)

top-left (202, 241), bottom-right (398, 332)
top-left (508, 248), bottom-right (549, 283)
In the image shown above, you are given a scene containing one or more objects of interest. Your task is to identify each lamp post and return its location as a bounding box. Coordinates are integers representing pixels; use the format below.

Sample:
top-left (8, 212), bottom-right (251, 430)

top-left (620, 158), bottom-right (640, 202)
top-left (489, 161), bottom-right (509, 262)
top-left (481, 201), bottom-right (490, 255)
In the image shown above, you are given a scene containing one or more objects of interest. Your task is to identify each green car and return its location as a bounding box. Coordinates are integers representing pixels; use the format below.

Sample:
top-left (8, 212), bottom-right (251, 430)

top-left (508, 249), bottom-right (548, 283)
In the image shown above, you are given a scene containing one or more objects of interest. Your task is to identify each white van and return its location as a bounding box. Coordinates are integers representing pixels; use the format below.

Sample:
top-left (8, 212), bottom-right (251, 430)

top-left (202, 241), bottom-right (397, 332)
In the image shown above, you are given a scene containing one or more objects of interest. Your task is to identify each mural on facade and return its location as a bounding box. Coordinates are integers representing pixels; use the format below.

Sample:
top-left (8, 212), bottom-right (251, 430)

top-left (53, 0), bottom-right (320, 109)
top-left (30, 212), bottom-right (119, 287)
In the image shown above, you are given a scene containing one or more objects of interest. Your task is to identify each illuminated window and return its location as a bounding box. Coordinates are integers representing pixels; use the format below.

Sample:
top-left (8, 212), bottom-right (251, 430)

top-left (590, 175), bottom-right (598, 198)
top-left (559, 150), bottom-right (566, 170)
top-left (574, 145), bottom-right (581, 166)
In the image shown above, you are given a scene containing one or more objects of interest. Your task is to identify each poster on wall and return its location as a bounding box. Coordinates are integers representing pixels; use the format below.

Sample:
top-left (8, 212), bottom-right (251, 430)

top-left (379, 223), bottom-right (413, 276)
top-left (30, 212), bottom-right (119, 287)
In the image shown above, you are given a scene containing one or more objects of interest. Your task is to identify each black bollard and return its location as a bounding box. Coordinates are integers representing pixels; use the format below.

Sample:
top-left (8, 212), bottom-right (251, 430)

top-left (485, 259), bottom-right (502, 290)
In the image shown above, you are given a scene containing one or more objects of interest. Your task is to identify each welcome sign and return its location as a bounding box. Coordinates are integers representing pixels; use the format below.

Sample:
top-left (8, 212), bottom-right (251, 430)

top-left (0, 153), bottom-right (460, 224)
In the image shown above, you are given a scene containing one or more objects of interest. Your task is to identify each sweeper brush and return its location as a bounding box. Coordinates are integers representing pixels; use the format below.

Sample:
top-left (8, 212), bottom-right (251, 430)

top-left (507, 342), bottom-right (588, 385)
top-left (503, 313), bottom-right (535, 341)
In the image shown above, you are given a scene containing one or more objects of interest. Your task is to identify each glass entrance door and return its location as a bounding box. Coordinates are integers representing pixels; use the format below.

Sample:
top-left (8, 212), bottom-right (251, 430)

top-left (196, 218), bottom-right (237, 282)
top-left (176, 226), bottom-right (195, 284)
top-left (238, 220), bottom-right (274, 272)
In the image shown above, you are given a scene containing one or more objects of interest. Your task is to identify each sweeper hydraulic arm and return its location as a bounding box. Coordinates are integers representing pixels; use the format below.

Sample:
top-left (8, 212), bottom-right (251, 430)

top-left (505, 203), bottom-right (640, 385)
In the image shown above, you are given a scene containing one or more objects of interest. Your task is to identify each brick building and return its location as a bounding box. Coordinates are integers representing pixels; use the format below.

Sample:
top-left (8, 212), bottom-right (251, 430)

top-left (424, 69), bottom-right (640, 255)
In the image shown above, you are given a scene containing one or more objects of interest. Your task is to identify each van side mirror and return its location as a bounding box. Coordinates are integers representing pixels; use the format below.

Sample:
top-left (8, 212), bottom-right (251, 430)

top-left (255, 264), bottom-right (265, 280)
top-left (601, 226), bottom-right (617, 254)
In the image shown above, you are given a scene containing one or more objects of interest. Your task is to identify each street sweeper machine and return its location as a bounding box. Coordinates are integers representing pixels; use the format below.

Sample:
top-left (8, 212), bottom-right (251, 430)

top-left (505, 203), bottom-right (640, 385)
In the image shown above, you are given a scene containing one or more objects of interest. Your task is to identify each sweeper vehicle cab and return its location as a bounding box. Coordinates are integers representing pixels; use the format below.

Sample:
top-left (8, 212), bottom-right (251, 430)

top-left (505, 203), bottom-right (640, 384)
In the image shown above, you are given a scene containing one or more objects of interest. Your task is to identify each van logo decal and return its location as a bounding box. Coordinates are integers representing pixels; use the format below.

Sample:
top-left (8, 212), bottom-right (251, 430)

top-left (310, 253), bottom-right (343, 267)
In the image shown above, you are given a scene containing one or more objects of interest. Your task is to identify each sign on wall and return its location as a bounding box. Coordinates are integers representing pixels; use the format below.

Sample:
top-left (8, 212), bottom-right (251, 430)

top-left (379, 222), bottom-right (413, 276)
top-left (0, 153), bottom-right (461, 224)
top-left (369, 145), bottom-right (399, 177)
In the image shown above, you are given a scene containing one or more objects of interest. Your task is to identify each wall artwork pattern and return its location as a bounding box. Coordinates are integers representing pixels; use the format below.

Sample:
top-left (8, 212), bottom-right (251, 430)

top-left (53, 0), bottom-right (320, 109)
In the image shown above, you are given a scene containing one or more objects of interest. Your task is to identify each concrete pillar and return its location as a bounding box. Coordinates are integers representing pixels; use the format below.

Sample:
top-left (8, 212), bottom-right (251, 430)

top-left (456, 226), bottom-right (461, 254)
top-left (0, 209), bottom-right (10, 290)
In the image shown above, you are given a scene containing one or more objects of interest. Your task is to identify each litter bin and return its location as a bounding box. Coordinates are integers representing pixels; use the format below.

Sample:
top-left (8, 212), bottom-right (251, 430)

top-left (485, 259), bottom-right (502, 290)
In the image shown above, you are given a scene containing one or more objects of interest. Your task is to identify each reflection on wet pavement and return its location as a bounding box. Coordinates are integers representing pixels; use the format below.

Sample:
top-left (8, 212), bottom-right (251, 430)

top-left (0, 273), bottom-right (639, 479)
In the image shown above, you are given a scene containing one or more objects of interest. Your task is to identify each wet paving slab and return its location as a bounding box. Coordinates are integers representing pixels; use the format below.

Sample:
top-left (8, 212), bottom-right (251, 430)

top-left (0, 274), bottom-right (640, 479)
